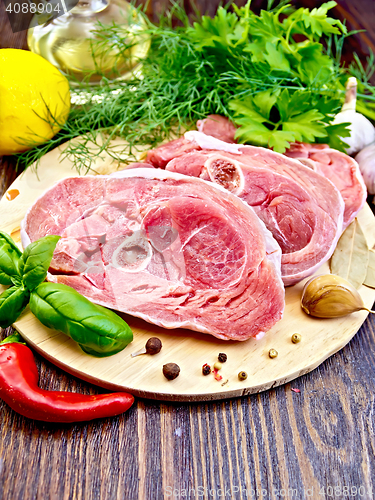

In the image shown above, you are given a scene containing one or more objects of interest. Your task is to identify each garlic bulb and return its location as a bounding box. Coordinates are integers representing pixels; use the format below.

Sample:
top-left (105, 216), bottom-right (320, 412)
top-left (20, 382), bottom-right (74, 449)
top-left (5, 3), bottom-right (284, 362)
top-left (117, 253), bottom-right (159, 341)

top-left (301, 274), bottom-right (371, 318)
top-left (355, 142), bottom-right (375, 194)
top-left (332, 77), bottom-right (375, 155)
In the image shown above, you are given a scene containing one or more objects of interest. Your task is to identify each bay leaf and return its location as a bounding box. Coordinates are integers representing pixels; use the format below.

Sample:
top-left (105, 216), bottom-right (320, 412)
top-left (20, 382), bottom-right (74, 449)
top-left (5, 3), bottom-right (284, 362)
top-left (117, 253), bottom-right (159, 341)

top-left (364, 249), bottom-right (375, 289)
top-left (330, 219), bottom-right (369, 289)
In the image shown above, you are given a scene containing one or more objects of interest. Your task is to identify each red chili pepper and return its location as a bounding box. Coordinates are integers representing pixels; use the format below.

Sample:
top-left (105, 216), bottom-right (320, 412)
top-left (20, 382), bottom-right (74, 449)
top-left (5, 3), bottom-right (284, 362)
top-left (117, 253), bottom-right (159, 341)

top-left (0, 335), bottom-right (134, 422)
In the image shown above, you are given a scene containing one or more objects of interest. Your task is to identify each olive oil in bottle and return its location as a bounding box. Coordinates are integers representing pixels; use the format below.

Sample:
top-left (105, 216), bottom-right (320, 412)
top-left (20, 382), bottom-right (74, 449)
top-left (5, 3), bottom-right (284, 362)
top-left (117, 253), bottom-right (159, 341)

top-left (27, 0), bottom-right (150, 84)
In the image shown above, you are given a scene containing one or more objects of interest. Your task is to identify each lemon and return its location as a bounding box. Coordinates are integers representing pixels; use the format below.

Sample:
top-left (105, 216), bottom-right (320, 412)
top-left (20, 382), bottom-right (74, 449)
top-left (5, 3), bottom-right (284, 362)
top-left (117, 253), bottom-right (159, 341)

top-left (0, 49), bottom-right (70, 156)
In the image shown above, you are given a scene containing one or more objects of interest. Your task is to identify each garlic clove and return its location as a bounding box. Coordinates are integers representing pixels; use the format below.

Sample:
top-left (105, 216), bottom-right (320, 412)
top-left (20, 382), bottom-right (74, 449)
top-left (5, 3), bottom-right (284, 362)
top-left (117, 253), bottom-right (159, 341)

top-left (301, 274), bottom-right (369, 318)
top-left (333, 112), bottom-right (375, 155)
top-left (355, 142), bottom-right (375, 195)
top-left (332, 77), bottom-right (375, 155)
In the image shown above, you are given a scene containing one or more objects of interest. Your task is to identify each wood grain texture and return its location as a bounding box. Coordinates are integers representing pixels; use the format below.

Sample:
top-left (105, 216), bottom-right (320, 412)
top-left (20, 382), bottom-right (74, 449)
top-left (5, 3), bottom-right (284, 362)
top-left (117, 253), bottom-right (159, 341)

top-left (1, 2), bottom-right (375, 499)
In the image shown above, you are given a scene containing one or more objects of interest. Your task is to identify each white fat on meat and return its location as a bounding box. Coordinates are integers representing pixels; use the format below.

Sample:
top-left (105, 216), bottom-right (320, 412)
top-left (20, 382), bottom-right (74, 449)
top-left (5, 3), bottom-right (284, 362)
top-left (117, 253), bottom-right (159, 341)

top-left (185, 131), bottom-right (242, 155)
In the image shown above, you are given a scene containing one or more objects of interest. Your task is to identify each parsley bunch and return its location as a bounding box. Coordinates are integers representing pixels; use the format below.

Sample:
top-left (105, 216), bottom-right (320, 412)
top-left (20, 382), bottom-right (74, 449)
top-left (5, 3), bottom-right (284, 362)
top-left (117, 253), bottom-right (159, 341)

top-left (190, 0), bottom-right (352, 152)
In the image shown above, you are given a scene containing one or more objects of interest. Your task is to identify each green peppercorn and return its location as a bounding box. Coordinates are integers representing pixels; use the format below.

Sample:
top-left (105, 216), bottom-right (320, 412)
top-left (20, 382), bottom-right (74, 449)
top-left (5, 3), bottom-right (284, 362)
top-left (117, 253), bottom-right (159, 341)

top-left (218, 353), bottom-right (227, 363)
top-left (202, 364), bottom-right (211, 376)
top-left (269, 348), bottom-right (278, 359)
top-left (291, 333), bottom-right (301, 344)
top-left (238, 371), bottom-right (247, 381)
top-left (163, 363), bottom-right (180, 380)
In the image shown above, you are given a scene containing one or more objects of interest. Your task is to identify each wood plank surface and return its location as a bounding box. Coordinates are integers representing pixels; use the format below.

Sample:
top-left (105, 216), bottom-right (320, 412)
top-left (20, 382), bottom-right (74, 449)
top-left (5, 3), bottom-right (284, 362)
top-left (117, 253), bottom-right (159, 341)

top-left (1, 2), bottom-right (375, 499)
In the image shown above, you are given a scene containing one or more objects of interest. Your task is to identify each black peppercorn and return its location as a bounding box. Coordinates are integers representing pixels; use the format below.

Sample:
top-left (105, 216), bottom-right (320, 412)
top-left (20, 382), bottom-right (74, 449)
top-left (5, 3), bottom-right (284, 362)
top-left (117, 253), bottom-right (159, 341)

top-left (218, 353), bottom-right (227, 363)
top-left (131, 337), bottom-right (162, 357)
top-left (202, 364), bottom-right (211, 376)
top-left (145, 337), bottom-right (162, 354)
top-left (163, 363), bottom-right (180, 380)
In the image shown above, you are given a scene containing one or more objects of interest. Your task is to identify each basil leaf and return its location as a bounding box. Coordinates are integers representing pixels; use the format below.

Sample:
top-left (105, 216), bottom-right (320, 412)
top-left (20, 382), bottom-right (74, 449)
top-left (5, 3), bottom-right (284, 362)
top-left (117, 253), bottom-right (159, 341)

top-left (0, 232), bottom-right (22, 285)
top-left (21, 235), bottom-right (60, 291)
top-left (0, 231), bottom-right (22, 256)
top-left (30, 283), bottom-right (133, 357)
top-left (11, 275), bottom-right (22, 287)
top-left (0, 286), bottom-right (30, 329)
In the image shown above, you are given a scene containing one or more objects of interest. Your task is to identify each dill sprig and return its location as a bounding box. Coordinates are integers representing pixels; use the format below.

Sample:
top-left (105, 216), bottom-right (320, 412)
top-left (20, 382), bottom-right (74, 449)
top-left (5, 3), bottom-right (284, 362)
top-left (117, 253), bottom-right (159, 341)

top-left (16, 0), bottom-right (375, 171)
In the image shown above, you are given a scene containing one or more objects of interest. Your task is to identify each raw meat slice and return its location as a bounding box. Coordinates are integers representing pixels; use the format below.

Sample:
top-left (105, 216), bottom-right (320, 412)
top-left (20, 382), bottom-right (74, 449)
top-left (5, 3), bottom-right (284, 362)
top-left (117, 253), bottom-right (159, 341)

top-left (126, 162), bottom-right (155, 169)
top-left (193, 113), bottom-right (366, 229)
top-left (145, 137), bottom-right (201, 168)
top-left (197, 114), bottom-right (237, 143)
top-left (165, 133), bottom-right (345, 285)
top-left (284, 142), bottom-right (366, 228)
top-left (21, 169), bottom-right (285, 341)
top-left (145, 126), bottom-right (240, 169)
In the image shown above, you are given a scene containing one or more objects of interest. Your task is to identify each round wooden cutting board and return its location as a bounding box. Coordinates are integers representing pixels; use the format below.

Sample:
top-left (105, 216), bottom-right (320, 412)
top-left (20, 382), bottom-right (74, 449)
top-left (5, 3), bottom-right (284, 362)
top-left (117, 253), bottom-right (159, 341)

top-left (1, 139), bottom-right (375, 402)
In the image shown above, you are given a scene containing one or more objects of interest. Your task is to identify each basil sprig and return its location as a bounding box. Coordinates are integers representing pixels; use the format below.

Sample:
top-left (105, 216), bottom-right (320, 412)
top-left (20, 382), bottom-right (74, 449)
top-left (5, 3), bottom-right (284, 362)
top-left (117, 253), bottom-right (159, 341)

top-left (0, 233), bottom-right (58, 327)
top-left (0, 232), bottom-right (133, 356)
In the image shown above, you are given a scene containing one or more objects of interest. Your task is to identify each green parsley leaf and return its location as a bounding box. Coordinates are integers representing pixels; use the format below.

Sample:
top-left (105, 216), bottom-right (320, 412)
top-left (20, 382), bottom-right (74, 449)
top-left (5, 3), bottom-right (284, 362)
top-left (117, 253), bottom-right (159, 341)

top-left (233, 118), bottom-right (274, 147)
top-left (189, 7), bottom-right (244, 50)
top-left (264, 42), bottom-right (291, 73)
top-left (282, 109), bottom-right (327, 142)
top-left (242, 8), bottom-right (285, 63)
top-left (268, 130), bottom-right (297, 153)
top-left (230, 88), bottom-right (331, 152)
top-left (281, 2), bottom-right (347, 41)
top-left (312, 93), bottom-right (342, 120)
top-left (320, 122), bottom-right (351, 152)
top-left (277, 89), bottom-right (311, 121)
top-left (296, 42), bottom-right (334, 85)
top-left (246, 9), bottom-right (282, 40)
top-left (301, 2), bottom-right (347, 38)
top-left (253, 89), bottom-right (279, 119)
top-left (229, 97), bottom-right (267, 123)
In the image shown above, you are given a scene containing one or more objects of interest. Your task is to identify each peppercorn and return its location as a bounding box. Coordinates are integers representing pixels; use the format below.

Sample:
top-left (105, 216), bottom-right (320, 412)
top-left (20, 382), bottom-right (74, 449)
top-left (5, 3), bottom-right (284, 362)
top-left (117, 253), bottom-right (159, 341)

top-left (145, 337), bottom-right (162, 354)
top-left (202, 364), bottom-right (211, 376)
top-left (163, 363), bottom-right (180, 380)
top-left (218, 353), bottom-right (227, 363)
top-left (269, 349), bottom-right (278, 359)
top-left (131, 337), bottom-right (162, 357)
top-left (213, 361), bottom-right (222, 371)
top-left (238, 371), bottom-right (247, 381)
top-left (291, 333), bottom-right (301, 344)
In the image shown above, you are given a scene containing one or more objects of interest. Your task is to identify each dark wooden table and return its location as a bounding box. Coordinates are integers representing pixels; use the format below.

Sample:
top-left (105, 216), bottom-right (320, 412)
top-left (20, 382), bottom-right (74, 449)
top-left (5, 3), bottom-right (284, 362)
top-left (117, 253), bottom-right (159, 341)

top-left (1, 2), bottom-right (375, 499)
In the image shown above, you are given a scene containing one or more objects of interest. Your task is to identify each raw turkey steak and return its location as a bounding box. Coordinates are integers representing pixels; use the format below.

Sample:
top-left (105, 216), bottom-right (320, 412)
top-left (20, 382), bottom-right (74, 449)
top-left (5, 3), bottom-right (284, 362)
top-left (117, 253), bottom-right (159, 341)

top-left (21, 169), bottom-right (285, 341)
top-left (162, 132), bottom-right (345, 285)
